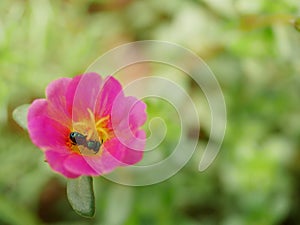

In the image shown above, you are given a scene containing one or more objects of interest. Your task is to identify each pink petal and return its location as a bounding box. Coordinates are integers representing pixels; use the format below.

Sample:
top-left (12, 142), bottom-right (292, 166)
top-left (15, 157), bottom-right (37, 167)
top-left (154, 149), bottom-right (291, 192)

top-left (110, 96), bottom-right (147, 149)
top-left (82, 130), bottom-right (145, 175)
top-left (65, 75), bottom-right (81, 116)
top-left (64, 154), bottom-right (98, 176)
top-left (113, 96), bottom-right (147, 131)
top-left (95, 76), bottom-right (123, 118)
top-left (84, 152), bottom-right (122, 175)
top-left (28, 99), bottom-right (70, 150)
top-left (120, 129), bottom-right (146, 164)
top-left (129, 98), bottom-right (147, 128)
top-left (28, 74), bottom-right (147, 179)
top-left (67, 73), bottom-right (102, 121)
top-left (45, 150), bottom-right (80, 178)
top-left (45, 77), bottom-right (72, 127)
top-left (103, 129), bottom-right (145, 165)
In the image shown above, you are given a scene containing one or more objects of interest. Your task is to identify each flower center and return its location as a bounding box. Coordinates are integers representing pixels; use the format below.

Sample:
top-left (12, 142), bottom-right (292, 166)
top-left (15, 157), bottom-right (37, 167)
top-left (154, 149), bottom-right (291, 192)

top-left (69, 108), bottom-right (112, 156)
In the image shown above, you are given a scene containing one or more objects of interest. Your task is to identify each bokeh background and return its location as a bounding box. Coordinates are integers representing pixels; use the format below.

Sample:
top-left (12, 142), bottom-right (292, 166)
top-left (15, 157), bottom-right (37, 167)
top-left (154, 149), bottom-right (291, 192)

top-left (1, 0), bottom-right (300, 225)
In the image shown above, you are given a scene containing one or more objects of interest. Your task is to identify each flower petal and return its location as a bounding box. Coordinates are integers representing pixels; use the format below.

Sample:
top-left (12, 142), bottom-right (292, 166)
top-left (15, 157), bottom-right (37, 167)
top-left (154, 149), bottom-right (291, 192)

top-left (68, 73), bottom-right (102, 121)
top-left (65, 75), bottom-right (81, 116)
top-left (28, 99), bottom-right (70, 150)
top-left (110, 96), bottom-right (147, 150)
top-left (95, 76), bottom-right (123, 118)
top-left (45, 150), bottom-right (80, 178)
top-left (84, 150), bottom-right (123, 175)
top-left (64, 154), bottom-right (99, 176)
top-left (129, 98), bottom-right (147, 128)
top-left (115, 96), bottom-right (147, 131)
top-left (104, 129), bottom-right (145, 165)
top-left (45, 77), bottom-right (72, 127)
top-left (28, 73), bottom-right (147, 179)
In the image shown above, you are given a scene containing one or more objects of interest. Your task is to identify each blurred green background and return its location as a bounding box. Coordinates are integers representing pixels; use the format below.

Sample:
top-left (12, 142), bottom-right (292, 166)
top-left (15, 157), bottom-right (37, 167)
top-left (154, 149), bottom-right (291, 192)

top-left (1, 0), bottom-right (300, 225)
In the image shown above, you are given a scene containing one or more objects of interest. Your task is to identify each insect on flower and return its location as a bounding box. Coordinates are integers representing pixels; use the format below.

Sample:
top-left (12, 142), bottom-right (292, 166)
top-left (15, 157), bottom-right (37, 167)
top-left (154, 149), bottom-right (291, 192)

top-left (69, 132), bottom-right (86, 146)
top-left (69, 131), bottom-right (102, 153)
top-left (27, 72), bottom-right (147, 178)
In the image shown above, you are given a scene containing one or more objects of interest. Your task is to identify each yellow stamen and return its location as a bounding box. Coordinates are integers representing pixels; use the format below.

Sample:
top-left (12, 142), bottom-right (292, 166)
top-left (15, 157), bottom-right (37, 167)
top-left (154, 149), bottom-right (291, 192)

top-left (96, 115), bottom-right (109, 127)
top-left (69, 109), bottom-right (112, 155)
top-left (95, 115), bottom-right (110, 141)
top-left (87, 108), bottom-right (96, 125)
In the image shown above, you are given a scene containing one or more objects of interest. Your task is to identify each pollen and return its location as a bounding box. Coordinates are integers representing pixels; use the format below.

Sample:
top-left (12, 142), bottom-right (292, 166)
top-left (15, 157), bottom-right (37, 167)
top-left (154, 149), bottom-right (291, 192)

top-left (95, 115), bottom-right (111, 141)
top-left (68, 108), bottom-right (112, 156)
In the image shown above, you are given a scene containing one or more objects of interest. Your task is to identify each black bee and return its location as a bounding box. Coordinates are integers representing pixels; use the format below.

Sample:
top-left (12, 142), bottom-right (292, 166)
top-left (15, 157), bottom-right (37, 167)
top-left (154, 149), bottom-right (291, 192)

top-left (86, 140), bottom-right (101, 153)
top-left (69, 132), bottom-right (86, 145)
top-left (69, 132), bottom-right (102, 153)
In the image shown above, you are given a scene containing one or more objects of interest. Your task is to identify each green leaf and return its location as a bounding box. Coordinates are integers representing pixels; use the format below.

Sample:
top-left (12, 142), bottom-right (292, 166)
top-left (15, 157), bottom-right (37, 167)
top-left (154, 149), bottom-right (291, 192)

top-left (12, 104), bottom-right (30, 130)
top-left (67, 176), bottom-right (95, 218)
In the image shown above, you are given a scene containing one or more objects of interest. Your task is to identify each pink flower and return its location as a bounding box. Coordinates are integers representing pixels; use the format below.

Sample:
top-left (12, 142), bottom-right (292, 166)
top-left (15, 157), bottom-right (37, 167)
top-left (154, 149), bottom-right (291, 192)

top-left (28, 73), bottom-right (147, 178)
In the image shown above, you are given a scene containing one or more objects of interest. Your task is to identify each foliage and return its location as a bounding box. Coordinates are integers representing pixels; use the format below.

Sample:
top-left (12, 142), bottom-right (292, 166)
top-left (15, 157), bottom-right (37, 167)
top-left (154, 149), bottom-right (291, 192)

top-left (1, 0), bottom-right (300, 224)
